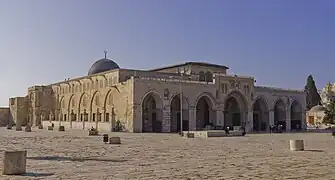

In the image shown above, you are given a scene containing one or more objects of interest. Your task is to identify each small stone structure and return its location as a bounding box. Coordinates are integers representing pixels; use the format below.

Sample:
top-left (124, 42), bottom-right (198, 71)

top-left (47, 126), bottom-right (53, 130)
top-left (289, 140), bottom-right (304, 151)
top-left (58, 126), bottom-right (65, 131)
top-left (88, 129), bottom-right (99, 136)
top-left (183, 130), bottom-right (244, 138)
top-left (184, 132), bottom-right (195, 138)
top-left (38, 124), bottom-right (43, 129)
top-left (24, 125), bottom-right (31, 132)
top-left (109, 137), bottom-right (121, 144)
top-left (2, 150), bottom-right (27, 175)
top-left (15, 125), bottom-right (22, 131)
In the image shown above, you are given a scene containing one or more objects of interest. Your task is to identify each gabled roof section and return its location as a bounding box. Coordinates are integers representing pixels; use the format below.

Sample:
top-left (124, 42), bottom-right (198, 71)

top-left (149, 61), bottom-right (229, 72)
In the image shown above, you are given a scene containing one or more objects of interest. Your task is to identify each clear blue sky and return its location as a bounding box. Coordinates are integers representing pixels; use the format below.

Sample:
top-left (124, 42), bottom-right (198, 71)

top-left (0, 0), bottom-right (334, 107)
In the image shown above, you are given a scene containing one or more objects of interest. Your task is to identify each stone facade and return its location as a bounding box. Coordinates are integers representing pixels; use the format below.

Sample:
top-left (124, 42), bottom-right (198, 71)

top-left (9, 59), bottom-right (306, 133)
top-left (0, 107), bottom-right (11, 126)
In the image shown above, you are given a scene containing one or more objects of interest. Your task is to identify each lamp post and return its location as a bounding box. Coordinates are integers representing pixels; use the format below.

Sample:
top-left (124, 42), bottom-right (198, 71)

top-left (179, 68), bottom-right (184, 136)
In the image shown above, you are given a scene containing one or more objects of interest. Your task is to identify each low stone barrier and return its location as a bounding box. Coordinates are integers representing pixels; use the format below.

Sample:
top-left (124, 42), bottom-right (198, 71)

top-left (2, 150), bottom-right (27, 175)
top-left (109, 137), bottom-right (121, 144)
top-left (289, 140), bottom-right (304, 151)
top-left (25, 125), bottom-right (31, 132)
top-left (184, 132), bottom-right (195, 138)
top-left (58, 126), bottom-right (65, 131)
top-left (38, 124), bottom-right (43, 129)
top-left (47, 126), bottom-right (53, 131)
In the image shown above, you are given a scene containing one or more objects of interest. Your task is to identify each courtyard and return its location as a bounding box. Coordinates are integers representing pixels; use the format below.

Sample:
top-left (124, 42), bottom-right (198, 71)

top-left (0, 128), bottom-right (334, 180)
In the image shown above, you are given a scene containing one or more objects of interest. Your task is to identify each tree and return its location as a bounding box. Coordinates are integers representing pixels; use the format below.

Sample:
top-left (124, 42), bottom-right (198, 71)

top-left (323, 101), bottom-right (335, 124)
top-left (304, 75), bottom-right (321, 110)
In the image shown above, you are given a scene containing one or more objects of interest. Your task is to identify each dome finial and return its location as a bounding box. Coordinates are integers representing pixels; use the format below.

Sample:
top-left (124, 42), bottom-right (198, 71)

top-left (104, 50), bottom-right (107, 59)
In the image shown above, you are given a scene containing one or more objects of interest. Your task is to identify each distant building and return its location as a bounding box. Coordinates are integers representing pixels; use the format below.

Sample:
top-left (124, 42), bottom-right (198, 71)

top-left (306, 105), bottom-right (326, 126)
top-left (9, 52), bottom-right (306, 133)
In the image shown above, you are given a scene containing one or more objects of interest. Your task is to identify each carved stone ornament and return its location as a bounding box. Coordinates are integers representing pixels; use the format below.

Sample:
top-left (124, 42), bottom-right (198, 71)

top-left (163, 88), bottom-right (170, 100)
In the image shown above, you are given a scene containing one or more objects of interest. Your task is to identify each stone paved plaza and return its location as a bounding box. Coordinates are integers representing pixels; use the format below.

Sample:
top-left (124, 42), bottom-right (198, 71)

top-left (0, 128), bottom-right (334, 180)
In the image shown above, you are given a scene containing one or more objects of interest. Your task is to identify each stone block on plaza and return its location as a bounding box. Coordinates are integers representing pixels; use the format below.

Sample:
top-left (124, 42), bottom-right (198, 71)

top-left (58, 126), bottom-right (65, 131)
top-left (47, 126), bottom-right (53, 130)
top-left (38, 124), bottom-right (43, 129)
top-left (109, 137), bottom-right (121, 144)
top-left (2, 150), bottom-right (27, 175)
top-left (289, 140), bottom-right (304, 151)
top-left (24, 125), bottom-right (31, 132)
top-left (184, 132), bottom-right (195, 138)
top-left (15, 126), bottom-right (22, 131)
top-left (88, 129), bottom-right (99, 136)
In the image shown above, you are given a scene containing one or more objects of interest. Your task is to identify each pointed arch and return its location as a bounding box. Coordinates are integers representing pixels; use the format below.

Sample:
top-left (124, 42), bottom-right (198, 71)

top-left (252, 96), bottom-right (269, 132)
top-left (67, 94), bottom-right (76, 111)
top-left (170, 92), bottom-right (190, 132)
top-left (273, 99), bottom-right (286, 129)
top-left (90, 91), bottom-right (101, 110)
top-left (141, 90), bottom-right (163, 132)
top-left (290, 100), bottom-right (303, 130)
top-left (59, 96), bottom-right (65, 109)
top-left (78, 93), bottom-right (89, 111)
top-left (223, 90), bottom-right (248, 129)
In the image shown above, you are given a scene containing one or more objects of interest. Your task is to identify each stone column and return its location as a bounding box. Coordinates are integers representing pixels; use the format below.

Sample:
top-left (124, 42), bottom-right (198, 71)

top-left (216, 110), bottom-right (224, 127)
top-left (247, 110), bottom-right (253, 132)
top-left (89, 109), bottom-right (92, 122)
top-left (162, 104), bottom-right (171, 133)
top-left (111, 109), bottom-right (116, 131)
top-left (269, 109), bottom-right (274, 126)
top-left (286, 108), bottom-right (291, 131)
top-left (101, 108), bottom-right (106, 122)
top-left (70, 110), bottom-right (74, 128)
top-left (83, 110), bottom-right (87, 129)
top-left (96, 109), bottom-right (100, 129)
top-left (188, 105), bottom-right (196, 131)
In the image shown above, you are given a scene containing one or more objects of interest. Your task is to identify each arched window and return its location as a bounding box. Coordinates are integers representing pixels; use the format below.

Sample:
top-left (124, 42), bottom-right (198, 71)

top-left (205, 71), bottom-right (213, 82)
top-left (199, 71), bottom-right (205, 81)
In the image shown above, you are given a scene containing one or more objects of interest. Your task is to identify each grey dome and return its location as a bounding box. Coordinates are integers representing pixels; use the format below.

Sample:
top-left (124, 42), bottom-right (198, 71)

top-left (88, 58), bottom-right (119, 75)
top-left (309, 105), bottom-right (327, 112)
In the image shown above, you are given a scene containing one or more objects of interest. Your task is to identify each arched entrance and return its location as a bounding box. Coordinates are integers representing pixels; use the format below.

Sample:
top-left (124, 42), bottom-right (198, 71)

top-left (290, 101), bottom-right (302, 130)
top-left (252, 98), bottom-right (269, 132)
top-left (224, 91), bottom-right (248, 130)
top-left (170, 94), bottom-right (189, 132)
top-left (196, 95), bottom-right (216, 130)
top-left (141, 92), bottom-right (163, 132)
top-left (274, 100), bottom-right (286, 130)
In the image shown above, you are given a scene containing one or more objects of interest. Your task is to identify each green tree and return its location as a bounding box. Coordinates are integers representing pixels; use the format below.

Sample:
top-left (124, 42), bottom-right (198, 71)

top-left (304, 75), bottom-right (321, 110)
top-left (323, 101), bottom-right (335, 124)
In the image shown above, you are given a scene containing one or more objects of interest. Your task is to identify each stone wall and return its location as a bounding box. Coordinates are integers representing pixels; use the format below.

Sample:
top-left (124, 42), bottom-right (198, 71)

top-left (42, 121), bottom-right (112, 132)
top-left (0, 108), bottom-right (11, 127)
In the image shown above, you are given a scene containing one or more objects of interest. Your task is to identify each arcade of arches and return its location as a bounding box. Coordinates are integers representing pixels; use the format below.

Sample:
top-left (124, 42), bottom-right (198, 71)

top-left (141, 92), bottom-right (304, 133)
top-left (251, 98), bottom-right (303, 132)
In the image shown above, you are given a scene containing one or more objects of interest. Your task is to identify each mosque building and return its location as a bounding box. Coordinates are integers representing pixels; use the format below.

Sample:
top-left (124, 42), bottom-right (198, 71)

top-left (9, 52), bottom-right (306, 133)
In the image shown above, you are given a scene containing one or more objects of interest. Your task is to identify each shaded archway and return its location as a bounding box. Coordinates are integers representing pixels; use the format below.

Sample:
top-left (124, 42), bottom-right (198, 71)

top-left (224, 91), bottom-right (248, 130)
top-left (252, 97), bottom-right (269, 132)
top-left (170, 94), bottom-right (189, 132)
top-left (196, 93), bottom-right (216, 130)
top-left (67, 94), bottom-right (77, 122)
top-left (274, 100), bottom-right (286, 130)
top-left (90, 91), bottom-right (102, 123)
top-left (78, 93), bottom-right (89, 123)
top-left (290, 100), bottom-right (302, 130)
top-left (141, 92), bottom-right (163, 132)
